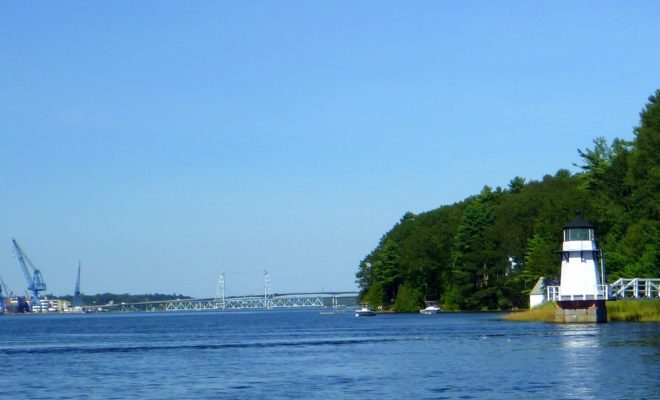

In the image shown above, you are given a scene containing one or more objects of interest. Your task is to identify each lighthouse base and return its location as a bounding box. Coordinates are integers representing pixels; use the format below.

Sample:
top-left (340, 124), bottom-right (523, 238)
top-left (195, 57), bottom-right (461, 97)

top-left (555, 300), bottom-right (607, 323)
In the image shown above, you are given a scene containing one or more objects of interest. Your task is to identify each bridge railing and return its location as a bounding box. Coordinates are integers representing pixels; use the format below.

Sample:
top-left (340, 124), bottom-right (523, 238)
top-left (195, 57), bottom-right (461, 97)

top-left (610, 278), bottom-right (660, 299)
top-left (546, 279), bottom-right (660, 302)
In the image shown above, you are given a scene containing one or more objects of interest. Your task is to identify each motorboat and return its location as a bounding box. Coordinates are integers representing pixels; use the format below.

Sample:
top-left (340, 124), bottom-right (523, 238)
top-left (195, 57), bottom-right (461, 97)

top-left (355, 305), bottom-right (376, 317)
top-left (420, 301), bottom-right (441, 314)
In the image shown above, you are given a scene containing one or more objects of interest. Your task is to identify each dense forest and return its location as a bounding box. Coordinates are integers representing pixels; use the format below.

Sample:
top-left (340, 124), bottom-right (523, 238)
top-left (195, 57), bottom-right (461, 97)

top-left (356, 90), bottom-right (660, 311)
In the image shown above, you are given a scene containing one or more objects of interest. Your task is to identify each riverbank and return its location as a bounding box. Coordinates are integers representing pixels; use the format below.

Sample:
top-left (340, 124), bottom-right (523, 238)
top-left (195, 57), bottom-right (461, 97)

top-left (504, 300), bottom-right (660, 322)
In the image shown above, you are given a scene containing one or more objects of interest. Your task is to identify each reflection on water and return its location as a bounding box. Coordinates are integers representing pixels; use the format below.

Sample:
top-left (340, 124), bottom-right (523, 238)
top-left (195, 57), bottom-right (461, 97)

top-left (558, 325), bottom-right (603, 400)
top-left (559, 324), bottom-right (601, 348)
top-left (0, 311), bottom-right (657, 399)
top-left (555, 322), bottom-right (660, 400)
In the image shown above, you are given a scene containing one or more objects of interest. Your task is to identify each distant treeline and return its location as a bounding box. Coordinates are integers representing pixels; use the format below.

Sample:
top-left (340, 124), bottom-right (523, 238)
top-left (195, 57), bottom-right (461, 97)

top-left (53, 293), bottom-right (192, 305)
top-left (356, 90), bottom-right (660, 311)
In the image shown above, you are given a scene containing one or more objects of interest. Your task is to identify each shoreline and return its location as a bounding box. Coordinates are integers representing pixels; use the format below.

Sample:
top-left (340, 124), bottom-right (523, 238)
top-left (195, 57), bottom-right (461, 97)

top-left (503, 299), bottom-right (660, 322)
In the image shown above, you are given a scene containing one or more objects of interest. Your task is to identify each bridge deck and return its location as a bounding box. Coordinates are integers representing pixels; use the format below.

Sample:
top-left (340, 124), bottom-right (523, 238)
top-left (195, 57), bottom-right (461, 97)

top-left (85, 292), bottom-right (359, 313)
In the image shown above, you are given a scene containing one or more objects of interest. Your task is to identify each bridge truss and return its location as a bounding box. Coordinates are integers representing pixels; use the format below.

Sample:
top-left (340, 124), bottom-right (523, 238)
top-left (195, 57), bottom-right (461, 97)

top-left (82, 270), bottom-right (358, 313)
top-left (86, 293), bottom-right (358, 313)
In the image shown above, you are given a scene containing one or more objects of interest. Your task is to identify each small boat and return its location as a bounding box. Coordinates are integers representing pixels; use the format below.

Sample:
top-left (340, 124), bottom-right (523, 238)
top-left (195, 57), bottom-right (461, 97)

top-left (355, 305), bottom-right (376, 317)
top-left (420, 301), bottom-right (441, 315)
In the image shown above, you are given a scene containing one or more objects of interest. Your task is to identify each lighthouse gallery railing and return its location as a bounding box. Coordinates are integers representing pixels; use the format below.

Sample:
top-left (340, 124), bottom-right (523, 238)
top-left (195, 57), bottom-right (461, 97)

top-left (546, 285), bottom-right (609, 301)
top-left (547, 279), bottom-right (660, 301)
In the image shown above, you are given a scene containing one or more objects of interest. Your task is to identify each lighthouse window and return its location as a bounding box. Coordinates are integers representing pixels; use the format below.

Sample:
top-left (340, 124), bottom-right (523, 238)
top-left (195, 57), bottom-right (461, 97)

top-left (564, 228), bottom-right (593, 241)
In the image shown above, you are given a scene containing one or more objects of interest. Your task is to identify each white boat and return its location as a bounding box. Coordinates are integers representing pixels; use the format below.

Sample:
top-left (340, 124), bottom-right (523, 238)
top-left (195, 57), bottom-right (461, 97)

top-left (355, 305), bottom-right (376, 317)
top-left (420, 302), bottom-right (441, 314)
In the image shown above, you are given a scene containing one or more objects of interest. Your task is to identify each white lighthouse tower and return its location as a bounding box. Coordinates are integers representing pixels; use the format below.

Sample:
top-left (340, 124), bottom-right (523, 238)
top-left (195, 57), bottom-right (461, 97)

top-left (555, 214), bottom-right (608, 323)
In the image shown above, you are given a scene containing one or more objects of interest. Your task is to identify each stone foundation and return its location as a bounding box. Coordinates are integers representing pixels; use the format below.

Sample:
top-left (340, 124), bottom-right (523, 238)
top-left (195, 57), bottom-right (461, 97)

top-left (555, 300), bottom-right (607, 323)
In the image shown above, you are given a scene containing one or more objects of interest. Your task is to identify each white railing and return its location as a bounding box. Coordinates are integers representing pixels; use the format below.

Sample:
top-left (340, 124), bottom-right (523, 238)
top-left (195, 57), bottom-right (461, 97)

top-left (610, 278), bottom-right (660, 299)
top-left (546, 279), bottom-right (660, 302)
top-left (546, 285), bottom-right (609, 301)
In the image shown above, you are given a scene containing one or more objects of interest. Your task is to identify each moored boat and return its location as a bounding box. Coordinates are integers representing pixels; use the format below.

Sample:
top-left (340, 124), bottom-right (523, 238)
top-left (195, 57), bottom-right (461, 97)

top-left (355, 305), bottom-right (376, 317)
top-left (420, 301), bottom-right (441, 314)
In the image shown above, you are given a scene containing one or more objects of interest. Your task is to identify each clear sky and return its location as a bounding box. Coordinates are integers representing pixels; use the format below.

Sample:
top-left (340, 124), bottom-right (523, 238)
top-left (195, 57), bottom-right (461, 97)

top-left (1, 1), bottom-right (658, 298)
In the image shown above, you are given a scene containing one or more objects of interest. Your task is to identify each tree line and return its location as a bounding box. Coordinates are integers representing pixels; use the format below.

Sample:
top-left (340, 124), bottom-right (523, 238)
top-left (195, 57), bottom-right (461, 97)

top-left (356, 90), bottom-right (660, 311)
top-left (53, 292), bottom-right (191, 306)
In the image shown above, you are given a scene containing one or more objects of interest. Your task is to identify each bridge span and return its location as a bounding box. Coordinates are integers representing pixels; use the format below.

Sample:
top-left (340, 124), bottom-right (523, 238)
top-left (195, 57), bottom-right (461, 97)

top-left (85, 291), bottom-right (360, 313)
top-left (84, 271), bottom-right (361, 313)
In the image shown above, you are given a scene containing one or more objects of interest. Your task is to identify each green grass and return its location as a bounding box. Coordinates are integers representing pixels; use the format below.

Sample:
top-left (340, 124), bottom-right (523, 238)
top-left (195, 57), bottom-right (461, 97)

top-left (503, 301), bottom-right (556, 322)
top-left (503, 300), bottom-right (660, 322)
top-left (607, 300), bottom-right (660, 322)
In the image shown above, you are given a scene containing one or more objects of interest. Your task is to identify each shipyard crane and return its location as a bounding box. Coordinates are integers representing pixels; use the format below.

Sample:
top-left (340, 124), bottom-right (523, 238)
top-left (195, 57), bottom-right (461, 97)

top-left (0, 277), bottom-right (13, 314)
top-left (0, 276), bottom-right (9, 314)
top-left (11, 239), bottom-right (47, 310)
top-left (0, 276), bottom-right (11, 297)
top-left (74, 261), bottom-right (82, 308)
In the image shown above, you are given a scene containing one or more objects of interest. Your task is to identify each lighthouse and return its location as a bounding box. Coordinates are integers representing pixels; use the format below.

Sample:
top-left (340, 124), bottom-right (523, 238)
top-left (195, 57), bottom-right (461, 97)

top-left (555, 214), bottom-right (608, 323)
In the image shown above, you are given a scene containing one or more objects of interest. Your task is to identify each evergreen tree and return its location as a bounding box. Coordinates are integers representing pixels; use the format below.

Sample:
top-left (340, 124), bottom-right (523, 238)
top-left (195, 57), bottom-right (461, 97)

top-left (355, 90), bottom-right (659, 310)
top-left (450, 186), bottom-right (496, 309)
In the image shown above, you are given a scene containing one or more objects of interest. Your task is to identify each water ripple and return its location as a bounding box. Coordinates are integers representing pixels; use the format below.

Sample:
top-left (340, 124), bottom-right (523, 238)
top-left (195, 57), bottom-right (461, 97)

top-left (0, 337), bottom-right (398, 355)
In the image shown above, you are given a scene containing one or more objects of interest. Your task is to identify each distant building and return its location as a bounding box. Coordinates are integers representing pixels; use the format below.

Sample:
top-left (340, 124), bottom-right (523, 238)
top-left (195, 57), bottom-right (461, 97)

top-left (5, 296), bottom-right (31, 313)
top-left (35, 298), bottom-right (72, 313)
top-left (529, 277), bottom-right (549, 308)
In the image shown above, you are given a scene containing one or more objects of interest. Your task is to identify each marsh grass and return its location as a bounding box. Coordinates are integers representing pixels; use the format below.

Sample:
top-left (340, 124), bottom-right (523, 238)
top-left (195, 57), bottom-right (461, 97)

top-left (607, 300), bottom-right (660, 322)
top-left (503, 299), bottom-right (660, 322)
top-left (503, 301), bottom-right (556, 322)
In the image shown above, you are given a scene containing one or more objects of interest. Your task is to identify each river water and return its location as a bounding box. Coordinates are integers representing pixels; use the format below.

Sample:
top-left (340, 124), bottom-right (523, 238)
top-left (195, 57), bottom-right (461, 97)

top-left (0, 310), bottom-right (657, 399)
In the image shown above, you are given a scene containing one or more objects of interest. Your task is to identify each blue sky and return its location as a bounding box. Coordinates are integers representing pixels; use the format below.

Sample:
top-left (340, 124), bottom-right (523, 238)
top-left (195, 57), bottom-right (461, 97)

top-left (1, 1), bottom-right (658, 298)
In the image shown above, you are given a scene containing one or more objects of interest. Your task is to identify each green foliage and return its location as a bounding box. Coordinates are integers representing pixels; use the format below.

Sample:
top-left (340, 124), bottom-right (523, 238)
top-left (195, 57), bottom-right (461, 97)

top-left (607, 300), bottom-right (660, 322)
top-left (370, 239), bottom-right (402, 303)
top-left (505, 300), bottom-right (660, 322)
top-left (524, 234), bottom-right (556, 278)
top-left (578, 90), bottom-right (660, 280)
top-left (451, 186), bottom-right (498, 309)
top-left (442, 285), bottom-right (462, 311)
top-left (508, 176), bottom-right (526, 194)
top-left (629, 91), bottom-right (660, 221)
top-left (356, 90), bottom-right (660, 311)
top-left (575, 137), bottom-right (621, 190)
top-left (503, 301), bottom-right (556, 322)
top-left (52, 292), bottom-right (191, 306)
top-left (362, 283), bottom-right (387, 309)
top-left (393, 283), bottom-right (423, 312)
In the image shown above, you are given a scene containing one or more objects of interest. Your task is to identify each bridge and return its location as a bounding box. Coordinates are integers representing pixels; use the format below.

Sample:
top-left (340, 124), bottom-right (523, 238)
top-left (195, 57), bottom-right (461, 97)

top-left (84, 271), bottom-right (359, 313)
top-left (546, 278), bottom-right (660, 301)
top-left (609, 278), bottom-right (660, 299)
top-left (85, 292), bottom-right (359, 313)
